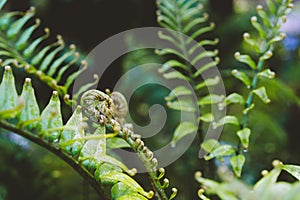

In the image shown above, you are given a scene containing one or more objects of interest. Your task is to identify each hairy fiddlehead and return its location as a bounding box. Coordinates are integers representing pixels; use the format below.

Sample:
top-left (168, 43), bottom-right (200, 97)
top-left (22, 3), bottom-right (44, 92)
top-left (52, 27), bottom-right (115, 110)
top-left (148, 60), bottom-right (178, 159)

top-left (80, 89), bottom-right (177, 200)
top-left (0, 66), bottom-right (155, 200)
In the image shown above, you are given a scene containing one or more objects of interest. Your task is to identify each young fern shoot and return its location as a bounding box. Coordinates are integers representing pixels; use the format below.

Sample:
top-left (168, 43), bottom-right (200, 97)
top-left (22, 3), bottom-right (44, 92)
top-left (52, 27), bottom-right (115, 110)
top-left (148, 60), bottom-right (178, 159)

top-left (200, 0), bottom-right (294, 177)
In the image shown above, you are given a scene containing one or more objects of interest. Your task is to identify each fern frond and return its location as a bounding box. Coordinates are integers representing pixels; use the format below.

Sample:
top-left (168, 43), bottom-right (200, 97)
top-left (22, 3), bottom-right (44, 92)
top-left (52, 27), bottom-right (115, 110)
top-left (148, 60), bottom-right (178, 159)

top-left (157, 0), bottom-right (223, 148)
top-left (195, 160), bottom-right (300, 199)
top-left (0, 0), bottom-right (98, 103)
top-left (0, 66), bottom-right (154, 200)
top-left (203, 0), bottom-right (295, 177)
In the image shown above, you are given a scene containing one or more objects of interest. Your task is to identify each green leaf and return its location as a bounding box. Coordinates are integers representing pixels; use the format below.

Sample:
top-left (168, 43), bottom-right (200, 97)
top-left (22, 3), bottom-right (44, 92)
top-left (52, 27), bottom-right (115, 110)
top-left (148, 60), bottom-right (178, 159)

top-left (117, 194), bottom-right (148, 200)
top-left (257, 69), bottom-right (275, 79)
top-left (201, 139), bottom-right (219, 153)
top-left (0, 12), bottom-right (20, 30)
top-left (226, 93), bottom-right (245, 105)
top-left (243, 103), bottom-right (255, 114)
top-left (252, 86), bottom-right (271, 103)
top-left (171, 121), bottom-right (198, 147)
top-left (111, 182), bottom-right (131, 199)
top-left (195, 76), bottom-right (220, 91)
top-left (99, 155), bottom-right (136, 176)
top-left (95, 163), bottom-right (122, 185)
top-left (268, 33), bottom-right (286, 46)
top-left (266, 0), bottom-right (277, 15)
top-left (99, 171), bottom-right (151, 198)
top-left (234, 52), bottom-right (257, 70)
top-left (191, 50), bottom-right (219, 66)
top-left (19, 78), bottom-right (40, 129)
top-left (243, 33), bottom-right (261, 53)
top-left (23, 28), bottom-right (50, 58)
top-left (204, 144), bottom-right (235, 160)
top-left (165, 86), bottom-right (192, 101)
top-left (212, 116), bottom-right (239, 129)
top-left (285, 183), bottom-right (300, 200)
top-left (198, 113), bottom-right (214, 122)
top-left (16, 19), bottom-right (40, 51)
top-left (236, 128), bottom-right (251, 149)
top-left (190, 22), bottom-right (215, 40)
top-left (38, 91), bottom-right (63, 142)
top-left (7, 9), bottom-right (35, 39)
top-left (158, 60), bottom-right (188, 73)
top-left (198, 94), bottom-right (224, 106)
top-left (193, 58), bottom-right (220, 78)
top-left (39, 41), bottom-right (64, 71)
top-left (64, 63), bottom-right (88, 89)
top-left (79, 126), bottom-right (106, 169)
top-left (158, 31), bottom-right (181, 50)
top-left (47, 48), bottom-right (75, 77)
top-left (107, 138), bottom-right (130, 149)
top-left (181, 6), bottom-right (202, 22)
top-left (0, 66), bottom-right (18, 112)
top-left (282, 165), bottom-right (300, 181)
top-left (232, 69), bottom-right (251, 86)
top-left (256, 5), bottom-right (272, 28)
top-left (253, 166), bottom-right (282, 198)
top-left (230, 154), bottom-right (245, 177)
top-left (31, 42), bottom-right (57, 66)
top-left (111, 182), bottom-right (148, 200)
top-left (162, 71), bottom-right (188, 81)
top-left (183, 15), bottom-right (208, 33)
top-left (59, 106), bottom-right (84, 156)
top-left (250, 16), bottom-right (267, 39)
top-left (157, 14), bottom-right (177, 30)
top-left (167, 99), bottom-right (196, 112)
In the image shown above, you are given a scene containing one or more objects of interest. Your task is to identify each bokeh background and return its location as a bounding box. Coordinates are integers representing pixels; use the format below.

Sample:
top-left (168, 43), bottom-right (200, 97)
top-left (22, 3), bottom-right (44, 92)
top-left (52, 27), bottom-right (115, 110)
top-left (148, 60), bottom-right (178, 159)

top-left (0, 0), bottom-right (300, 199)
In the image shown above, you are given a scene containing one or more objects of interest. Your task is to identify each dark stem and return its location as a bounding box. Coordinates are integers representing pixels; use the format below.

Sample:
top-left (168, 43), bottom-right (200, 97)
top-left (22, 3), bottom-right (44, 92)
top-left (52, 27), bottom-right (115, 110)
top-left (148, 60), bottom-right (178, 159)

top-left (118, 131), bottom-right (168, 200)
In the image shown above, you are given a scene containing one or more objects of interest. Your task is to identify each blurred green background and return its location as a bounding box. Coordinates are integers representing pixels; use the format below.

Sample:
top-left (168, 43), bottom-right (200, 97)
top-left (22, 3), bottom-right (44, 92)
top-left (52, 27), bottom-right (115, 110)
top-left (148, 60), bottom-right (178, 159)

top-left (0, 0), bottom-right (300, 199)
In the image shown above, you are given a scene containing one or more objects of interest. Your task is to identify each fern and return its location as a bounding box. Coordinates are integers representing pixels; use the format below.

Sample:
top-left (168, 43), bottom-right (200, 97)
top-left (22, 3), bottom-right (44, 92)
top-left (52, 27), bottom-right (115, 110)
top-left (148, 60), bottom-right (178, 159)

top-left (203, 0), bottom-right (294, 176)
top-left (0, 66), bottom-right (154, 200)
top-left (0, 0), bottom-right (299, 199)
top-left (0, 0), bottom-right (98, 103)
top-left (156, 0), bottom-right (223, 149)
top-left (195, 160), bottom-right (300, 200)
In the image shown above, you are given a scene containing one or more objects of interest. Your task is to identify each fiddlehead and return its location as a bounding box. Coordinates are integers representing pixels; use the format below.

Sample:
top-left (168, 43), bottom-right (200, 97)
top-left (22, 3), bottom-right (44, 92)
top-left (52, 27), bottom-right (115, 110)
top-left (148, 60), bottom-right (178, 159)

top-left (0, 65), bottom-right (154, 200)
top-left (80, 89), bottom-right (175, 200)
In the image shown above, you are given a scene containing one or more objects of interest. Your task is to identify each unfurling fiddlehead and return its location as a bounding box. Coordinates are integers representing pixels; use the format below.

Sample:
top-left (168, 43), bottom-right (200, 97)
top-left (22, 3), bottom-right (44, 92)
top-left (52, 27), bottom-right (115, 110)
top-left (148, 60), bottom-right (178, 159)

top-left (80, 89), bottom-right (176, 200)
top-left (0, 66), bottom-right (155, 200)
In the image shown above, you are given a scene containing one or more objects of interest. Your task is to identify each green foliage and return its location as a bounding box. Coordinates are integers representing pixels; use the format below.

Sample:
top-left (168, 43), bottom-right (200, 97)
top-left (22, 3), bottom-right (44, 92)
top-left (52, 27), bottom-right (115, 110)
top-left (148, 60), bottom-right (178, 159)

top-left (0, 0), bottom-right (299, 200)
top-left (182, 0), bottom-right (296, 177)
top-left (156, 0), bottom-right (222, 148)
top-left (0, 66), bottom-right (154, 200)
top-left (195, 160), bottom-right (300, 200)
top-left (0, 0), bottom-right (98, 103)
